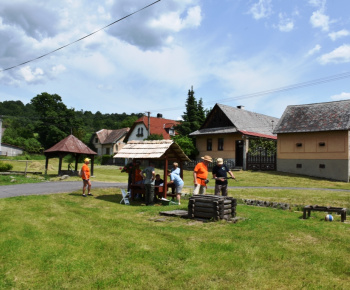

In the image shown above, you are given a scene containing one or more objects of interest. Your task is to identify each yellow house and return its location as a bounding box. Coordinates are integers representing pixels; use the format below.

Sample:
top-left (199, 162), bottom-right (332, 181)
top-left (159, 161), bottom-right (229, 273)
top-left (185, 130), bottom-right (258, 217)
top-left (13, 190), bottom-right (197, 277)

top-left (273, 100), bottom-right (350, 182)
top-left (190, 103), bottom-right (278, 169)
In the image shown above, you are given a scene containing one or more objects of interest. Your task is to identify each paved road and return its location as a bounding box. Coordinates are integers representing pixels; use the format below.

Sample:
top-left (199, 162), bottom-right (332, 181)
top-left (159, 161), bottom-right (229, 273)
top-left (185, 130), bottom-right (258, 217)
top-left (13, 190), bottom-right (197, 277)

top-left (0, 181), bottom-right (128, 199)
top-left (1, 181), bottom-right (350, 199)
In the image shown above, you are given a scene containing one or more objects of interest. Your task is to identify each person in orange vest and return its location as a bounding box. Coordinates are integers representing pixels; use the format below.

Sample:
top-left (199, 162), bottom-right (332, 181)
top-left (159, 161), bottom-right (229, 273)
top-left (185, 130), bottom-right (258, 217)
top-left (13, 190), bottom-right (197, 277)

top-left (81, 158), bottom-right (92, 197)
top-left (193, 155), bottom-right (212, 195)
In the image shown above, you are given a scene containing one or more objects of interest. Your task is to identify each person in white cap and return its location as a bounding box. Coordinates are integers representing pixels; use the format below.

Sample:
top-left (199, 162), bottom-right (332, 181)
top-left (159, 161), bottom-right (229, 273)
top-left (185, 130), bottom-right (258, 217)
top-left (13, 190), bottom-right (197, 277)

top-left (193, 155), bottom-right (212, 195)
top-left (81, 157), bottom-right (92, 197)
top-left (212, 158), bottom-right (235, 196)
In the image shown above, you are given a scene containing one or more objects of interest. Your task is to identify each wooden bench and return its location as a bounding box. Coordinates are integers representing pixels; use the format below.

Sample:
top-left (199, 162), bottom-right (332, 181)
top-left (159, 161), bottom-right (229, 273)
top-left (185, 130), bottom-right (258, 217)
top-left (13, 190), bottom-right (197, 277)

top-left (303, 205), bottom-right (347, 222)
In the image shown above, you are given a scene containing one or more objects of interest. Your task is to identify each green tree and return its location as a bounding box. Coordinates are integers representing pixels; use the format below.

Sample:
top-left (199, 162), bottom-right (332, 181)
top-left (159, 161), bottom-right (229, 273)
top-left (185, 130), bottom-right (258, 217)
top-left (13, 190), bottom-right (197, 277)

top-left (176, 87), bottom-right (200, 136)
top-left (171, 135), bottom-right (198, 159)
top-left (144, 133), bottom-right (163, 141)
top-left (248, 139), bottom-right (277, 155)
top-left (197, 98), bottom-right (206, 125)
top-left (31, 92), bottom-right (77, 149)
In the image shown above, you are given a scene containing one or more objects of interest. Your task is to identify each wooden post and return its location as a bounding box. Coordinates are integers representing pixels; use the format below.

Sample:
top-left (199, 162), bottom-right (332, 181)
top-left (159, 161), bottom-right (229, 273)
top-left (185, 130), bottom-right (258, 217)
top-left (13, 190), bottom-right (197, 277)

top-left (24, 161), bottom-right (28, 177)
top-left (45, 156), bottom-right (49, 175)
top-left (163, 158), bottom-right (168, 198)
top-left (58, 156), bottom-right (63, 176)
top-left (90, 155), bottom-right (95, 176)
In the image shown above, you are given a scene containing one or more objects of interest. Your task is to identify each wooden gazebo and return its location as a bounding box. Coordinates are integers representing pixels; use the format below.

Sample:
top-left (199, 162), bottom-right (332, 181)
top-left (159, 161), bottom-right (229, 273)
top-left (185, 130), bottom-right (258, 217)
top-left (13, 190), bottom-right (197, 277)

top-left (44, 134), bottom-right (97, 176)
top-left (113, 140), bottom-right (190, 198)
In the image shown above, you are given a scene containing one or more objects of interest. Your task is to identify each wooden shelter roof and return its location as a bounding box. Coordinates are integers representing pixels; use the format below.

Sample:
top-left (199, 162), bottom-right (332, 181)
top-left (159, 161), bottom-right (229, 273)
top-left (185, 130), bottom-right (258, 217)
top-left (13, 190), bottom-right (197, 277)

top-left (113, 140), bottom-right (190, 162)
top-left (44, 134), bottom-right (97, 155)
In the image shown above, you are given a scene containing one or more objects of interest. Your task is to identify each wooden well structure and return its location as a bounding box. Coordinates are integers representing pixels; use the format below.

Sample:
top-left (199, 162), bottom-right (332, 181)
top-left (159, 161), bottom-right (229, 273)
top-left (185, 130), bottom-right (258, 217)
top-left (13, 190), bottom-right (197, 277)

top-left (113, 140), bottom-right (190, 198)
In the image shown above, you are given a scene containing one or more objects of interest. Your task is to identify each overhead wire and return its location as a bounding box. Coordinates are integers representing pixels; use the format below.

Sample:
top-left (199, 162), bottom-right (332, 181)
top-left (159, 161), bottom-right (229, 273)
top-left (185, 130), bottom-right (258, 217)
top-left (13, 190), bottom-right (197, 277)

top-left (152, 70), bottom-right (350, 113)
top-left (0, 0), bottom-right (162, 72)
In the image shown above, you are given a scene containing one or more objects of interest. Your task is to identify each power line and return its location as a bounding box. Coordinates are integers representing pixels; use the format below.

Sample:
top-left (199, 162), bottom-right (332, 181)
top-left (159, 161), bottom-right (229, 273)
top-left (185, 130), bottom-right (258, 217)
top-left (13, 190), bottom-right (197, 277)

top-left (0, 0), bottom-right (162, 72)
top-left (151, 70), bottom-right (350, 113)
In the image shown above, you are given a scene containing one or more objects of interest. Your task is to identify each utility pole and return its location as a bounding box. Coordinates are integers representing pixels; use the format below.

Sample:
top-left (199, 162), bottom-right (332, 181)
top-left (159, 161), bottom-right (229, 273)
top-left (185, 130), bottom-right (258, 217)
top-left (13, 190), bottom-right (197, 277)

top-left (147, 111), bottom-right (151, 137)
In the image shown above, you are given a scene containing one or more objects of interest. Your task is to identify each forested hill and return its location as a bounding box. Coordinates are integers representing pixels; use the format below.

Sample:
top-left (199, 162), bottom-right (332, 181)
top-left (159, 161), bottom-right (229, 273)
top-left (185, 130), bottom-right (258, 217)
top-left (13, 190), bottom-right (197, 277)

top-left (0, 93), bottom-right (143, 153)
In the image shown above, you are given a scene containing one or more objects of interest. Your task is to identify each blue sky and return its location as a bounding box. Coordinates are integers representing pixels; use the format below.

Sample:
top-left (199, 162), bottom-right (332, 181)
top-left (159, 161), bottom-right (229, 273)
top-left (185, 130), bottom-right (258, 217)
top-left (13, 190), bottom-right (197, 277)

top-left (1, 0), bottom-right (350, 120)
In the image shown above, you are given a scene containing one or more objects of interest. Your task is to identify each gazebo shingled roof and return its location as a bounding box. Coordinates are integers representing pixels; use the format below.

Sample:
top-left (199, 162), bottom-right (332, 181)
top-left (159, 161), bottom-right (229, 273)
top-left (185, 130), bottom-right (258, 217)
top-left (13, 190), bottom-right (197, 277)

top-left (44, 134), bottom-right (97, 176)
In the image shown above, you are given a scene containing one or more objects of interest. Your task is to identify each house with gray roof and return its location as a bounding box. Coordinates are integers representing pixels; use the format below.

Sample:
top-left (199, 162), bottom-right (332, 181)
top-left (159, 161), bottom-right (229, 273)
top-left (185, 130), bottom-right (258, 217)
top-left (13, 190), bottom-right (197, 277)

top-left (190, 103), bottom-right (278, 169)
top-left (92, 128), bottom-right (129, 156)
top-left (273, 100), bottom-right (350, 182)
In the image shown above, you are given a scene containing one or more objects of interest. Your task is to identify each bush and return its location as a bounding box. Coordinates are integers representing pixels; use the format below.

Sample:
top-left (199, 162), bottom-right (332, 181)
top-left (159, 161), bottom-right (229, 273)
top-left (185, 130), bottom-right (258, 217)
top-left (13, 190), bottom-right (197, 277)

top-left (0, 162), bottom-right (13, 172)
top-left (101, 155), bottom-right (113, 165)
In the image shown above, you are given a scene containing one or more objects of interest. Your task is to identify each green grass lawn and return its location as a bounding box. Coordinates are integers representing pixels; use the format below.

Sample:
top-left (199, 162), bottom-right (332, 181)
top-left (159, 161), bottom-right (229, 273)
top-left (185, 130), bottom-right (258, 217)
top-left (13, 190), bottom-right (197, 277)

top-left (1, 159), bottom-right (350, 288)
top-left (0, 188), bottom-right (349, 289)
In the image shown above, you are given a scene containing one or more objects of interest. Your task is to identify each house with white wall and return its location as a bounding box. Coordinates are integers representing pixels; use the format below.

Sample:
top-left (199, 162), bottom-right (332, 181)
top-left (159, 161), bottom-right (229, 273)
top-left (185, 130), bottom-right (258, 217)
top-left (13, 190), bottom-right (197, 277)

top-left (124, 114), bottom-right (179, 142)
top-left (92, 128), bottom-right (129, 156)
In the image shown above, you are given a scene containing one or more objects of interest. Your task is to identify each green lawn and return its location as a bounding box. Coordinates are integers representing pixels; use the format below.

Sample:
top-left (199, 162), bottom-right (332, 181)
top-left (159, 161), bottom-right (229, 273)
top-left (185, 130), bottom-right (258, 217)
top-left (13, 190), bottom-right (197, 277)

top-left (0, 188), bottom-right (349, 289)
top-left (1, 159), bottom-right (350, 288)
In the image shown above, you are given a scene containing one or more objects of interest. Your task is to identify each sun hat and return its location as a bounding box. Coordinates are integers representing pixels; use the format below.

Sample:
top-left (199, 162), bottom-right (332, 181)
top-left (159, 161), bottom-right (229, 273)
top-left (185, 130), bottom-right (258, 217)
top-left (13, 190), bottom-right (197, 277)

top-left (216, 158), bottom-right (223, 165)
top-left (84, 158), bottom-right (91, 162)
top-left (201, 155), bottom-right (213, 162)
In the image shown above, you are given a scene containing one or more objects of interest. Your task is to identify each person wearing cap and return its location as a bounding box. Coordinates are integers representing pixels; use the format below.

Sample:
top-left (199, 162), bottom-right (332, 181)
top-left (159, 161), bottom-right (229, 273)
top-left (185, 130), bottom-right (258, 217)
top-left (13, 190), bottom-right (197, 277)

top-left (212, 158), bottom-right (235, 196)
top-left (193, 155), bottom-right (212, 195)
top-left (81, 157), bottom-right (92, 197)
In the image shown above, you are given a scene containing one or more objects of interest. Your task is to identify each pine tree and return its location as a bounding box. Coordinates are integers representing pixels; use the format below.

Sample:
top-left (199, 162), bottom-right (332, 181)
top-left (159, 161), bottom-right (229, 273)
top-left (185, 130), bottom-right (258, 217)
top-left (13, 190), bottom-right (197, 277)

top-left (177, 87), bottom-right (201, 136)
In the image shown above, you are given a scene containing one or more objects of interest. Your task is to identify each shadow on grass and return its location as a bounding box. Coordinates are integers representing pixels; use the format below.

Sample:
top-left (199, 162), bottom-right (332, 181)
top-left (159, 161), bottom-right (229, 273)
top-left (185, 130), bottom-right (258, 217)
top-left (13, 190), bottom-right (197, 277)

top-left (95, 194), bottom-right (146, 207)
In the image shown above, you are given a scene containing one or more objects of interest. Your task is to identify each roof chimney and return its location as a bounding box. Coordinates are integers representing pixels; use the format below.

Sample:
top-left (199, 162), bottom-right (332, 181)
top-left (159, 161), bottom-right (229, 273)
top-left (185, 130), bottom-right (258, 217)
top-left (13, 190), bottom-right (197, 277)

top-left (157, 113), bottom-right (163, 118)
top-left (237, 105), bottom-right (245, 109)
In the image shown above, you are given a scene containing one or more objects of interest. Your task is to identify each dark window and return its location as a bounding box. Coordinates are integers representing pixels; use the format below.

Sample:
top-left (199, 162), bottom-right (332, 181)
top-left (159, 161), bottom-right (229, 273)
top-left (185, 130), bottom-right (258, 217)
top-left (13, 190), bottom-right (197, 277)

top-left (218, 138), bottom-right (224, 151)
top-left (137, 127), bottom-right (144, 137)
top-left (296, 164), bottom-right (302, 168)
top-left (319, 164), bottom-right (325, 169)
top-left (296, 143), bottom-right (302, 147)
top-left (319, 142), bottom-right (326, 146)
top-left (207, 139), bottom-right (212, 151)
top-left (106, 148), bottom-right (110, 155)
top-left (95, 138), bottom-right (98, 143)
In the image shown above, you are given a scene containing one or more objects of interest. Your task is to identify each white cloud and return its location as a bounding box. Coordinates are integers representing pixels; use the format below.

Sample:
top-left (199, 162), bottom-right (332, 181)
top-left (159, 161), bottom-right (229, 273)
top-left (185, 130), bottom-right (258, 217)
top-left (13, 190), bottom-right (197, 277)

top-left (308, 0), bottom-right (326, 8)
top-left (19, 66), bottom-right (44, 82)
top-left (248, 0), bottom-right (273, 20)
top-left (319, 44), bottom-right (350, 64)
top-left (310, 9), bottom-right (330, 31)
top-left (330, 92), bottom-right (350, 101)
top-left (328, 29), bottom-right (349, 41)
top-left (306, 44), bottom-right (321, 56)
top-left (277, 13), bottom-right (294, 32)
top-left (149, 5), bottom-right (201, 32)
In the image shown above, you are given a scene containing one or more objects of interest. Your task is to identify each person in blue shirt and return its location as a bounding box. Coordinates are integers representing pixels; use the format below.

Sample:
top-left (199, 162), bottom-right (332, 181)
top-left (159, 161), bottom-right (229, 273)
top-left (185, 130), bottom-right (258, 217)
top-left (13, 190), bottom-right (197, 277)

top-left (212, 158), bottom-right (235, 196)
top-left (167, 169), bottom-right (184, 205)
top-left (171, 162), bottom-right (180, 175)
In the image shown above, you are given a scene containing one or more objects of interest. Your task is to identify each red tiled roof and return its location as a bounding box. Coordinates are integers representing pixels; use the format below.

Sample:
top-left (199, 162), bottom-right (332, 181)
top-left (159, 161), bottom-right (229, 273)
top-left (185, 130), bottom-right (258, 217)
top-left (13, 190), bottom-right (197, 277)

top-left (129, 116), bottom-right (179, 139)
top-left (44, 134), bottom-right (97, 154)
top-left (239, 130), bottom-right (277, 140)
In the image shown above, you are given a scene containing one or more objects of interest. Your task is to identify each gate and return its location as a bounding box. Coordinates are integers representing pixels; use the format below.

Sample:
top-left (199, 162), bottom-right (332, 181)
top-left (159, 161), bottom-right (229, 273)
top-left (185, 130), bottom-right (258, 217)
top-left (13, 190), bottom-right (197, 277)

top-left (246, 148), bottom-right (276, 171)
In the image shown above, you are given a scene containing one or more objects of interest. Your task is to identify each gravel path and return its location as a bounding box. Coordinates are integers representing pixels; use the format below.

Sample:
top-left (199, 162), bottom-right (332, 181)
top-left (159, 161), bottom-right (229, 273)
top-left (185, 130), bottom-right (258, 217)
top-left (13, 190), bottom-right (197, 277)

top-left (1, 181), bottom-right (349, 199)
